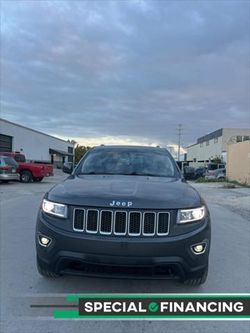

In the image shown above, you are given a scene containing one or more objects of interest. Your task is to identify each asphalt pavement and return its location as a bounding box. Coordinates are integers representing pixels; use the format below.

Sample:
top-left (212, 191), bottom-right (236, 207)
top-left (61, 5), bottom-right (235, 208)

top-left (0, 172), bottom-right (249, 333)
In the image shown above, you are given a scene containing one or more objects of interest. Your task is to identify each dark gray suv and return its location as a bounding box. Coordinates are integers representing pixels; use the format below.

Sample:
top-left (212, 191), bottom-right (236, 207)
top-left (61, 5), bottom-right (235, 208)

top-left (36, 146), bottom-right (211, 285)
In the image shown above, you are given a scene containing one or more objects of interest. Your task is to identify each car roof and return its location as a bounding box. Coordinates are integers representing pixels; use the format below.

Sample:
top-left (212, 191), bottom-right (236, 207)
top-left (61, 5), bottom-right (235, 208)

top-left (0, 155), bottom-right (16, 160)
top-left (0, 152), bottom-right (23, 154)
top-left (91, 145), bottom-right (167, 151)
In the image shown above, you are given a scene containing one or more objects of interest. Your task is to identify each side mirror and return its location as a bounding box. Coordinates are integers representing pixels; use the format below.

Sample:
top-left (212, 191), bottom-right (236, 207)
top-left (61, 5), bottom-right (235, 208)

top-left (62, 162), bottom-right (73, 174)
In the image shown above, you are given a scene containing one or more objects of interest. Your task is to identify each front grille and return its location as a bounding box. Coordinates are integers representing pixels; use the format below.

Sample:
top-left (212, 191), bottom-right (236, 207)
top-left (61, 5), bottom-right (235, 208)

top-left (86, 210), bottom-right (98, 233)
top-left (158, 212), bottom-right (169, 235)
top-left (114, 211), bottom-right (127, 235)
top-left (143, 212), bottom-right (156, 236)
top-left (128, 212), bottom-right (141, 235)
top-left (100, 210), bottom-right (112, 234)
top-left (73, 209), bottom-right (85, 231)
top-left (73, 208), bottom-right (170, 237)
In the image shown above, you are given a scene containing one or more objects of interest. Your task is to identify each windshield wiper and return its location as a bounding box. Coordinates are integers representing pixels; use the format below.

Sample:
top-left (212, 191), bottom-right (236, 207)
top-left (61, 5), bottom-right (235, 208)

top-left (77, 172), bottom-right (98, 175)
top-left (77, 172), bottom-right (173, 177)
top-left (77, 172), bottom-right (114, 175)
top-left (125, 172), bottom-right (164, 177)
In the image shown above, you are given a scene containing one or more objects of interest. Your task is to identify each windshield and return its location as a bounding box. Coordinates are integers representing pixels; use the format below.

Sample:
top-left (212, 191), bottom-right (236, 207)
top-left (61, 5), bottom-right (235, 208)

top-left (3, 157), bottom-right (18, 167)
top-left (76, 148), bottom-right (178, 178)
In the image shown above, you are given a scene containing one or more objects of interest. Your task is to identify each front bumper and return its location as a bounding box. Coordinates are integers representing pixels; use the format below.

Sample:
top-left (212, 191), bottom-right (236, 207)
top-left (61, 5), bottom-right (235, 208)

top-left (36, 212), bottom-right (211, 279)
top-left (44, 172), bottom-right (54, 177)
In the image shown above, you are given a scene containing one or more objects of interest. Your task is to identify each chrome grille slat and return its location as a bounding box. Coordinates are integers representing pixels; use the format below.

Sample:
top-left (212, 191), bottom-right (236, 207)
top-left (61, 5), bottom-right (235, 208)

top-left (86, 209), bottom-right (99, 234)
top-left (73, 208), bottom-right (85, 232)
top-left (128, 211), bottom-right (141, 236)
top-left (100, 210), bottom-right (113, 235)
top-left (157, 212), bottom-right (170, 236)
top-left (73, 208), bottom-right (170, 237)
top-left (114, 211), bottom-right (127, 235)
top-left (143, 212), bottom-right (156, 236)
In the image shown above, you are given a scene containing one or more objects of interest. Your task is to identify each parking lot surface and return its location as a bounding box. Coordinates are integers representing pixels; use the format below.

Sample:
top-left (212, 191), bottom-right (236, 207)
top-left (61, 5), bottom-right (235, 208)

top-left (1, 172), bottom-right (249, 333)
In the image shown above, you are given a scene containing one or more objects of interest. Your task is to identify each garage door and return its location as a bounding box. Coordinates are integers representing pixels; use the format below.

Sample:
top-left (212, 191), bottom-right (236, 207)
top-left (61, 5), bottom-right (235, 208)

top-left (0, 134), bottom-right (13, 152)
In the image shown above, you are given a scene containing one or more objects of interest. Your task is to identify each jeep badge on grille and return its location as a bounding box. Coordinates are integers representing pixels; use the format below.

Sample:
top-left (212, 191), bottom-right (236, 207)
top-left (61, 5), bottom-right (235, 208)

top-left (109, 200), bottom-right (133, 207)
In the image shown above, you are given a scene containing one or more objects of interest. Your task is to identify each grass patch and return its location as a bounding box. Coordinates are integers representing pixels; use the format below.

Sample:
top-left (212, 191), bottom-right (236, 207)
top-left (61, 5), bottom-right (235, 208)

top-left (194, 177), bottom-right (250, 188)
top-left (225, 180), bottom-right (250, 188)
top-left (195, 177), bottom-right (225, 183)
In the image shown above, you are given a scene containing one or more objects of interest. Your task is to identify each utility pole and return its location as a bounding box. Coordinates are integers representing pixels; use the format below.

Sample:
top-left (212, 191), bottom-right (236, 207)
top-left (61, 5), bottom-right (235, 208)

top-left (177, 124), bottom-right (183, 161)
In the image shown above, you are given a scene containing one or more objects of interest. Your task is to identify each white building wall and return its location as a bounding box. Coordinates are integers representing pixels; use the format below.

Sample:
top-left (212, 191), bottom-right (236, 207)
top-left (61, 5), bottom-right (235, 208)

top-left (0, 119), bottom-right (74, 162)
top-left (187, 128), bottom-right (250, 164)
top-left (187, 136), bottom-right (223, 162)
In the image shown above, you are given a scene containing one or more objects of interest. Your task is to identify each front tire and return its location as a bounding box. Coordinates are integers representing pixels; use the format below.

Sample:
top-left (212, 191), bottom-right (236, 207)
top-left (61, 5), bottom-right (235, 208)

top-left (36, 256), bottom-right (60, 278)
top-left (20, 170), bottom-right (33, 183)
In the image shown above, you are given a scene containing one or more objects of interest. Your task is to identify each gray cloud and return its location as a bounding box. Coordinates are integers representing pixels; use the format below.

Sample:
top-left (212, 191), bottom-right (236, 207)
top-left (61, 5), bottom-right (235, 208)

top-left (1, 0), bottom-right (249, 146)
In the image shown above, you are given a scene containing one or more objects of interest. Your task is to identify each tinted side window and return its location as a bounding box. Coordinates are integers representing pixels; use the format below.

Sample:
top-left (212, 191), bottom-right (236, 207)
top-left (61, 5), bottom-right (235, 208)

top-left (14, 154), bottom-right (26, 162)
top-left (3, 157), bottom-right (18, 166)
top-left (208, 164), bottom-right (217, 170)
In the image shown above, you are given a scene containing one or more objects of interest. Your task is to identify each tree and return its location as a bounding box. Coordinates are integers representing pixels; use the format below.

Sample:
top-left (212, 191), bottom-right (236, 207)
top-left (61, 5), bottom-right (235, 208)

top-left (210, 156), bottom-right (222, 164)
top-left (75, 145), bottom-right (91, 164)
top-left (67, 139), bottom-right (77, 145)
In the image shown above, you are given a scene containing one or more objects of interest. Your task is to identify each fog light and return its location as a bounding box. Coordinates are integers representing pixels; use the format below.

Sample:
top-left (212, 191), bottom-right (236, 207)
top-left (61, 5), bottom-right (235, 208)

top-left (191, 243), bottom-right (206, 254)
top-left (39, 235), bottom-right (51, 247)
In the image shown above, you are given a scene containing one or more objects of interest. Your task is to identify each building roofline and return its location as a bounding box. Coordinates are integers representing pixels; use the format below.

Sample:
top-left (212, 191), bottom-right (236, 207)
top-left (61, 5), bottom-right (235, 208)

top-left (197, 128), bottom-right (223, 144)
top-left (187, 127), bottom-right (249, 147)
top-left (185, 143), bottom-right (197, 149)
top-left (0, 118), bottom-right (74, 146)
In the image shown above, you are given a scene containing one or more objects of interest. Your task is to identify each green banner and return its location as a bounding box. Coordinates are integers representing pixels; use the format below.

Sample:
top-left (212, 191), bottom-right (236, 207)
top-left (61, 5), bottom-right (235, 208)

top-left (52, 294), bottom-right (250, 320)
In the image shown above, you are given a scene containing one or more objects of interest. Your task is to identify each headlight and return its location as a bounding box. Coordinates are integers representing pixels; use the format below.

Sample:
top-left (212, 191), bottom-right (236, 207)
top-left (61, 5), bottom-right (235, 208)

top-left (177, 206), bottom-right (205, 223)
top-left (42, 199), bottom-right (67, 218)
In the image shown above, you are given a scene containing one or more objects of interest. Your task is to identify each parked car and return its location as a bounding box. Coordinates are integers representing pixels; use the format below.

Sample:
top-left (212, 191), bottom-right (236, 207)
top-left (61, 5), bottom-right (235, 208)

top-left (195, 166), bottom-right (207, 178)
top-left (1, 152), bottom-right (53, 183)
top-left (207, 163), bottom-right (225, 171)
top-left (36, 145), bottom-right (211, 285)
top-left (62, 162), bottom-right (73, 173)
top-left (0, 155), bottom-right (19, 183)
top-left (205, 168), bottom-right (226, 180)
top-left (183, 166), bottom-right (196, 180)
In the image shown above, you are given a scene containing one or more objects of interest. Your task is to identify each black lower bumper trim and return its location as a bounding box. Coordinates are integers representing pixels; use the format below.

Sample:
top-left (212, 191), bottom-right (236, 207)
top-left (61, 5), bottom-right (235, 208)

top-left (58, 258), bottom-right (182, 280)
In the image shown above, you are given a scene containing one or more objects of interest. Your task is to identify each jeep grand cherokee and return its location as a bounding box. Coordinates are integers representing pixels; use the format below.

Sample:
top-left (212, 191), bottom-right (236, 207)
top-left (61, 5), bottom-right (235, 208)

top-left (36, 146), bottom-right (211, 285)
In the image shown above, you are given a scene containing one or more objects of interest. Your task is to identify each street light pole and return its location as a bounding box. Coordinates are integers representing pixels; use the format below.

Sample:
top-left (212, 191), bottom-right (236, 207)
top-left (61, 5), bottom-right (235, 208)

top-left (177, 124), bottom-right (183, 161)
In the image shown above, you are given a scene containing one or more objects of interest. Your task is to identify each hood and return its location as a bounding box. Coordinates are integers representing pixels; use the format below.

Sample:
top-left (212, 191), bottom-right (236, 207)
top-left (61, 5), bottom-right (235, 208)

top-left (47, 175), bottom-right (202, 209)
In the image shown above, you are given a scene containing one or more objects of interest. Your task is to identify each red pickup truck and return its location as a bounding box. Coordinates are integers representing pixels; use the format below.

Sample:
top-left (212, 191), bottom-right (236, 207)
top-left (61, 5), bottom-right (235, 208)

top-left (1, 152), bottom-right (53, 183)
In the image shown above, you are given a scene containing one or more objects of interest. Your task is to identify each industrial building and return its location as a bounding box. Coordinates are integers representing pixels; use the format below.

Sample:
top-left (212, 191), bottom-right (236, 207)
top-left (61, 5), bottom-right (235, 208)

top-left (186, 128), bottom-right (250, 166)
top-left (0, 118), bottom-right (74, 167)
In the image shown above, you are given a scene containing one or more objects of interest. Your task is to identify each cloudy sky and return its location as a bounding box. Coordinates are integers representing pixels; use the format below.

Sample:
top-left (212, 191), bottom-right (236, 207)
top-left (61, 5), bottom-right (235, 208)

top-left (1, 0), bottom-right (249, 149)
